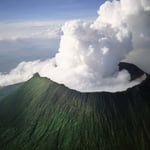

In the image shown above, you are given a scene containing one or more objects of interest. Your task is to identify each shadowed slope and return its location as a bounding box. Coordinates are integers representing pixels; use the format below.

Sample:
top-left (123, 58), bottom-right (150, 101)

top-left (0, 83), bottom-right (23, 101)
top-left (0, 64), bottom-right (150, 150)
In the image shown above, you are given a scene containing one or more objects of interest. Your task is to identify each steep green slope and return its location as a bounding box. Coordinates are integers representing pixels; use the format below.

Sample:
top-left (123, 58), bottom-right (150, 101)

top-left (0, 71), bottom-right (150, 150)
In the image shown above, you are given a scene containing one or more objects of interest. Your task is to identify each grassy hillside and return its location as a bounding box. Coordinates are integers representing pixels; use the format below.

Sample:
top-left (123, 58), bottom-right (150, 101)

top-left (0, 73), bottom-right (150, 150)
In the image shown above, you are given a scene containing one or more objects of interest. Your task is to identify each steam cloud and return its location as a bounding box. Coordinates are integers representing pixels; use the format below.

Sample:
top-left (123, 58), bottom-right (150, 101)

top-left (0, 0), bottom-right (149, 92)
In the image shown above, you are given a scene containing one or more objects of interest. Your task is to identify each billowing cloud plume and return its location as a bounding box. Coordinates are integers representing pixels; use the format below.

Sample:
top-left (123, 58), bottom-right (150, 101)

top-left (0, 0), bottom-right (149, 92)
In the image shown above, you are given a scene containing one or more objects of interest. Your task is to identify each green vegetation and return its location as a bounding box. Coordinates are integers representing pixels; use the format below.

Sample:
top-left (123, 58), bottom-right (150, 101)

top-left (0, 73), bottom-right (150, 150)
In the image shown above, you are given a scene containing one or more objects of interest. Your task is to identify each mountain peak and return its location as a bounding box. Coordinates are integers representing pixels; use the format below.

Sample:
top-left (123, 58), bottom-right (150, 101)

top-left (0, 62), bottom-right (150, 150)
top-left (33, 72), bottom-right (40, 77)
top-left (119, 62), bottom-right (145, 81)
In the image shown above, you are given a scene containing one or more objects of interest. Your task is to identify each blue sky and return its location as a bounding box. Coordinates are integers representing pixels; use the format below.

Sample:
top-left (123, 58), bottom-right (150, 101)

top-left (0, 0), bottom-right (106, 21)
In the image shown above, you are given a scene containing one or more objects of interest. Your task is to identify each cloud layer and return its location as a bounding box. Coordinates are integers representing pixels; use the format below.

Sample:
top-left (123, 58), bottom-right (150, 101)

top-left (0, 38), bottom-right (59, 73)
top-left (0, 0), bottom-right (150, 92)
top-left (0, 21), bottom-right (63, 40)
top-left (0, 21), bottom-right (62, 72)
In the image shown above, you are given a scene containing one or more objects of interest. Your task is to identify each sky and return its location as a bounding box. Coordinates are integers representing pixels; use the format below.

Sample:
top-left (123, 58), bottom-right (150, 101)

top-left (0, 0), bottom-right (105, 21)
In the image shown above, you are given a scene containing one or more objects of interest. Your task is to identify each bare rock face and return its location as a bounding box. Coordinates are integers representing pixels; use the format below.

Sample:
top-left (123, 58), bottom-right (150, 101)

top-left (119, 62), bottom-right (145, 81)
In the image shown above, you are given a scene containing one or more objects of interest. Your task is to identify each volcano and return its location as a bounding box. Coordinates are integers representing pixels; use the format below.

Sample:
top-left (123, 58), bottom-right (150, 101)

top-left (0, 62), bottom-right (150, 150)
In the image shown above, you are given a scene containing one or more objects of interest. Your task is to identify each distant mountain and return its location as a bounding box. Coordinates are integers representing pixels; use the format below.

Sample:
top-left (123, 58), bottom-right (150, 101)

top-left (0, 83), bottom-right (23, 101)
top-left (0, 63), bottom-right (150, 150)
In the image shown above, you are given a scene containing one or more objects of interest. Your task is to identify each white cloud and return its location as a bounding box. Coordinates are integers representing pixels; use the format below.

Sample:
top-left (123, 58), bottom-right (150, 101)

top-left (0, 38), bottom-right (60, 73)
top-left (0, 0), bottom-right (149, 92)
top-left (0, 59), bottom-right (146, 92)
top-left (0, 21), bottom-right (64, 40)
top-left (0, 21), bottom-right (63, 72)
top-left (0, 59), bottom-right (54, 86)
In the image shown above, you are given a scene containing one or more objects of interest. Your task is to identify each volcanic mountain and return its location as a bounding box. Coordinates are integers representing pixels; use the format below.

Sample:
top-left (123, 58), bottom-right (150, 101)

top-left (0, 62), bottom-right (150, 150)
